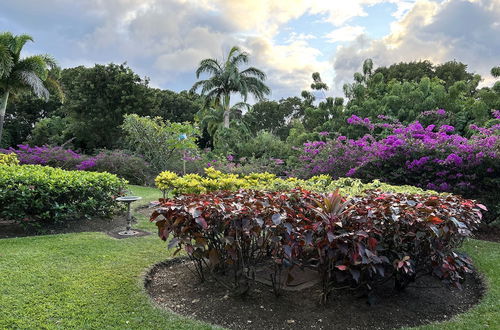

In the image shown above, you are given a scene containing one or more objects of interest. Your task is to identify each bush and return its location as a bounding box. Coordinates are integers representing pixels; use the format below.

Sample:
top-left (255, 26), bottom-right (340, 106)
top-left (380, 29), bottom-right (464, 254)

top-left (79, 150), bottom-right (154, 185)
top-left (296, 112), bottom-right (500, 223)
top-left (0, 153), bottom-right (19, 165)
top-left (155, 168), bottom-right (434, 196)
top-left (0, 164), bottom-right (127, 228)
top-left (1, 144), bottom-right (83, 170)
top-left (152, 189), bottom-right (483, 303)
top-left (2, 145), bottom-right (154, 185)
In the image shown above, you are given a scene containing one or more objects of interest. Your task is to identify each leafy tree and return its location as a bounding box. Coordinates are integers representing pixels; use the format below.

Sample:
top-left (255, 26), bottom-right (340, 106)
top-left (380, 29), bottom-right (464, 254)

top-left (60, 63), bottom-right (161, 151)
top-left (153, 89), bottom-right (203, 123)
top-left (190, 46), bottom-right (270, 128)
top-left (121, 114), bottom-right (199, 173)
top-left (244, 97), bottom-right (304, 139)
top-left (0, 32), bottom-right (58, 145)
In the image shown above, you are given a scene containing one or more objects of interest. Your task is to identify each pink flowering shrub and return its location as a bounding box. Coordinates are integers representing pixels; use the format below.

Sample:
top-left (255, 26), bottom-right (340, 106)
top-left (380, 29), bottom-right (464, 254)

top-left (297, 111), bottom-right (500, 223)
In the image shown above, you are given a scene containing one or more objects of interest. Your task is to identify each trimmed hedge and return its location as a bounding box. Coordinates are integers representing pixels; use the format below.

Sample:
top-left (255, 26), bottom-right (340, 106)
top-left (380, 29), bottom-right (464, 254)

top-left (155, 168), bottom-right (435, 196)
top-left (0, 164), bottom-right (127, 227)
top-left (0, 153), bottom-right (19, 165)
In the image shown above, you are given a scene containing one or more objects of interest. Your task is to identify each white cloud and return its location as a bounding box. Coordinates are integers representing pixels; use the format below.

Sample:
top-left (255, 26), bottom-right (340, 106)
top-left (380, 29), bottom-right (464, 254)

top-left (324, 25), bottom-right (366, 43)
top-left (332, 0), bottom-right (500, 94)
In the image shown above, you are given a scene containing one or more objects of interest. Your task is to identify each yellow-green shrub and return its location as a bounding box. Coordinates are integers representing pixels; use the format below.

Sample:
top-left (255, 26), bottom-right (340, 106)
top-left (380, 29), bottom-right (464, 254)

top-left (0, 164), bottom-right (127, 228)
top-left (0, 153), bottom-right (19, 166)
top-left (155, 168), bottom-right (436, 197)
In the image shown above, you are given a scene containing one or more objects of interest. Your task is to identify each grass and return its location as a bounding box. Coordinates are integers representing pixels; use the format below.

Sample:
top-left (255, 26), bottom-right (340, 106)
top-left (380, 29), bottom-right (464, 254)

top-left (0, 184), bottom-right (498, 329)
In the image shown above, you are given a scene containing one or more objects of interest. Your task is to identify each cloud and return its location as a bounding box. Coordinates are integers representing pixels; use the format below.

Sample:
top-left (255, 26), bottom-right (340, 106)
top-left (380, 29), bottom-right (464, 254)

top-left (324, 26), bottom-right (366, 43)
top-left (332, 0), bottom-right (500, 93)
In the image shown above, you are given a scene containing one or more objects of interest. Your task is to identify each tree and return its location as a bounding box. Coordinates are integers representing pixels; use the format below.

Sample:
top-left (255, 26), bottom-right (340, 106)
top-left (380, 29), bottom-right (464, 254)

top-left (190, 46), bottom-right (270, 128)
top-left (121, 114), bottom-right (199, 173)
top-left (60, 63), bottom-right (161, 151)
top-left (198, 101), bottom-right (249, 146)
top-left (0, 32), bottom-right (58, 145)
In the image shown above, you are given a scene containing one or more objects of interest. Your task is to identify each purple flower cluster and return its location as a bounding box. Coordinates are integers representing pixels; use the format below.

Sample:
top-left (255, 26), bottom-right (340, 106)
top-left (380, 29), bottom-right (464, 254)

top-left (1, 145), bottom-right (82, 169)
top-left (297, 113), bottom-right (499, 195)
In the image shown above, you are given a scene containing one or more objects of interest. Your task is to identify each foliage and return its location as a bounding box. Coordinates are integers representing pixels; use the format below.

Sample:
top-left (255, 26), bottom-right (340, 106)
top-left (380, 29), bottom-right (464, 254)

top-left (27, 115), bottom-right (69, 146)
top-left (121, 114), bottom-right (200, 174)
top-left (155, 168), bottom-right (434, 197)
top-left (296, 112), bottom-right (500, 223)
top-left (152, 189), bottom-right (483, 302)
top-left (1, 144), bottom-right (82, 170)
top-left (0, 164), bottom-right (127, 228)
top-left (0, 32), bottom-right (60, 145)
top-left (79, 149), bottom-right (154, 186)
top-left (0, 152), bottom-right (18, 165)
top-left (59, 64), bottom-right (161, 151)
top-left (191, 46), bottom-right (270, 128)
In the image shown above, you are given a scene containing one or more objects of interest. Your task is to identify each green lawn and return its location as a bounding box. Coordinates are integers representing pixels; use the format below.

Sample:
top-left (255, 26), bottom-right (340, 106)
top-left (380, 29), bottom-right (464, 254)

top-left (0, 185), bottom-right (498, 329)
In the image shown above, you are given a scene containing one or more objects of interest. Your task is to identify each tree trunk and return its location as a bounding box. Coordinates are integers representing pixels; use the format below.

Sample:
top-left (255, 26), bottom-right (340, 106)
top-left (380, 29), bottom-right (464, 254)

top-left (223, 93), bottom-right (230, 129)
top-left (0, 90), bottom-right (9, 146)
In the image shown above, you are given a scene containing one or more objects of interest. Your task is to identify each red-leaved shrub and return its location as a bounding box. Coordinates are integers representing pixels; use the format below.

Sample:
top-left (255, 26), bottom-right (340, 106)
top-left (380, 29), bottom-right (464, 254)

top-left (151, 189), bottom-right (483, 303)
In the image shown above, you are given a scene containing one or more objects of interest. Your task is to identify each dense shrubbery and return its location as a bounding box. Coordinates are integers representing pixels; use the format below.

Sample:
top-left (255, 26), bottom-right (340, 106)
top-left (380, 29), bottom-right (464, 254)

top-left (155, 168), bottom-right (433, 196)
top-left (296, 111), bottom-right (500, 223)
top-left (78, 150), bottom-right (154, 185)
top-left (152, 189), bottom-right (483, 303)
top-left (1, 144), bottom-right (83, 170)
top-left (0, 153), bottom-right (18, 165)
top-left (0, 165), bottom-right (127, 228)
top-left (1, 145), bottom-right (152, 185)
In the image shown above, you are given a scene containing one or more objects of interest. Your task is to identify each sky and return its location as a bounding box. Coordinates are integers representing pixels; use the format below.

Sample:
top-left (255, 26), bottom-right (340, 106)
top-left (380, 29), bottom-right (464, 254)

top-left (1, 0), bottom-right (499, 100)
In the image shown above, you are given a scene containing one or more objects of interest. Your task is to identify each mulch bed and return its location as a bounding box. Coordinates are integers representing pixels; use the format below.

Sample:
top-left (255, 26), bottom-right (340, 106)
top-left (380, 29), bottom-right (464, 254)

top-left (145, 258), bottom-right (485, 330)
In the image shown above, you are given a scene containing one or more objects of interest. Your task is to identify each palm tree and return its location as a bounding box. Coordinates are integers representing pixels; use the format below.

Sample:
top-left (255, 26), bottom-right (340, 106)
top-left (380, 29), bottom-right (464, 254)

top-left (198, 101), bottom-right (250, 144)
top-left (0, 32), bottom-right (57, 144)
top-left (190, 46), bottom-right (270, 128)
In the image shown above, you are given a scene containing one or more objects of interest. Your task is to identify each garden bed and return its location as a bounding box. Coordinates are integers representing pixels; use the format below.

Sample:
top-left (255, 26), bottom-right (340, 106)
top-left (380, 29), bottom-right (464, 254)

top-left (145, 258), bottom-right (485, 330)
top-left (0, 213), bottom-right (136, 239)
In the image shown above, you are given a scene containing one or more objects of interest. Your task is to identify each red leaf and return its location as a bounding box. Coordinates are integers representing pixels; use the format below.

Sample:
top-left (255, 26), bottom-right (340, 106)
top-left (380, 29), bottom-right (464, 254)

top-left (427, 216), bottom-right (444, 224)
top-left (368, 237), bottom-right (377, 250)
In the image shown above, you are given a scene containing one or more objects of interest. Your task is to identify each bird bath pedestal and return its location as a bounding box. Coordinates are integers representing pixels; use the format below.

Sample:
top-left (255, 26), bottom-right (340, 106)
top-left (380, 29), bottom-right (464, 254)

top-left (116, 196), bottom-right (142, 236)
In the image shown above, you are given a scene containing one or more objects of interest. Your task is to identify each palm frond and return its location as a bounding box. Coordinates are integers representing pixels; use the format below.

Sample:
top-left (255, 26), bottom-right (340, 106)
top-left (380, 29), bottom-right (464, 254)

top-left (240, 67), bottom-right (267, 80)
top-left (0, 44), bottom-right (13, 78)
top-left (229, 52), bottom-right (249, 67)
top-left (195, 58), bottom-right (222, 78)
top-left (13, 34), bottom-right (34, 58)
top-left (16, 55), bottom-right (49, 80)
top-left (17, 70), bottom-right (49, 99)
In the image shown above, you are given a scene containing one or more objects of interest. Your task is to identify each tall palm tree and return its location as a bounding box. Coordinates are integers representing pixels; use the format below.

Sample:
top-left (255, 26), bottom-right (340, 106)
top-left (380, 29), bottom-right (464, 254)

top-left (190, 46), bottom-right (270, 128)
top-left (0, 32), bottom-right (57, 144)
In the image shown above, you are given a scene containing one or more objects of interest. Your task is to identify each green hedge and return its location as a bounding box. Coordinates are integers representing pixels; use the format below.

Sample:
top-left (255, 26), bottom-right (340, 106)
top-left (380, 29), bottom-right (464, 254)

top-left (0, 165), bottom-right (127, 227)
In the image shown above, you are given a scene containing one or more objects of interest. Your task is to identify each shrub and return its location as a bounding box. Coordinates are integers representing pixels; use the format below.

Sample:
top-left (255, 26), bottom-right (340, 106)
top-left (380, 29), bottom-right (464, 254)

top-left (155, 168), bottom-right (434, 197)
top-left (0, 153), bottom-right (19, 165)
top-left (1, 144), bottom-right (82, 170)
top-left (152, 189), bottom-right (483, 303)
top-left (2, 145), bottom-right (154, 185)
top-left (296, 112), bottom-right (500, 223)
top-left (79, 150), bottom-right (154, 185)
top-left (0, 164), bottom-right (127, 228)
top-left (121, 114), bottom-right (200, 173)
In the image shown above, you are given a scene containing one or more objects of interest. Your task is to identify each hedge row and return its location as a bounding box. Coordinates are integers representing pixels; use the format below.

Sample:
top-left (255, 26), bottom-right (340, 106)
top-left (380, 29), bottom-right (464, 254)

top-left (0, 164), bottom-right (127, 228)
top-left (155, 168), bottom-right (435, 196)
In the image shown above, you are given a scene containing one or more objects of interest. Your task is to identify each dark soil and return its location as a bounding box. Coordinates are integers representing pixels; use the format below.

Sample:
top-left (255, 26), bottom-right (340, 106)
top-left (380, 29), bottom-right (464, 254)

top-left (145, 258), bottom-right (485, 330)
top-left (0, 205), bottom-right (151, 239)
